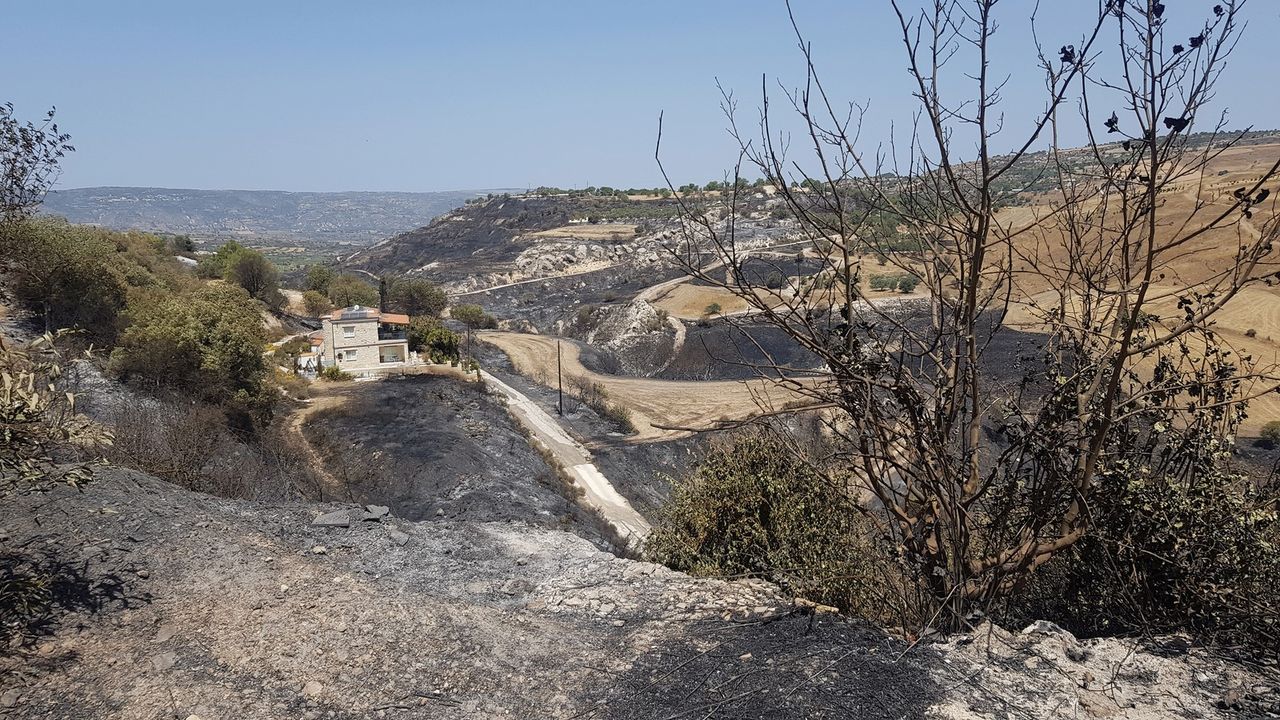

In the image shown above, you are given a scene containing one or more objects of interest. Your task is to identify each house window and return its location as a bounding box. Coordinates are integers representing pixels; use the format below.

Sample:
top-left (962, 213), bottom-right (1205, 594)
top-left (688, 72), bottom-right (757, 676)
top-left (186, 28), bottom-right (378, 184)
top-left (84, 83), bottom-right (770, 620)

top-left (345, 349), bottom-right (358, 360)
top-left (342, 325), bottom-right (356, 339)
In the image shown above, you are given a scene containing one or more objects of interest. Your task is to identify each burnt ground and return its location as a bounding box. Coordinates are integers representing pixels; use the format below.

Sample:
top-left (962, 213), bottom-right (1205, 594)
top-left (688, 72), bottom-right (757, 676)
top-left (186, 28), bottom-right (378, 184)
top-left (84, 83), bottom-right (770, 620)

top-left (466, 261), bottom-right (686, 332)
top-left (302, 374), bottom-right (617, 549)
top-left (1, 470), bottom-right (1268, 719)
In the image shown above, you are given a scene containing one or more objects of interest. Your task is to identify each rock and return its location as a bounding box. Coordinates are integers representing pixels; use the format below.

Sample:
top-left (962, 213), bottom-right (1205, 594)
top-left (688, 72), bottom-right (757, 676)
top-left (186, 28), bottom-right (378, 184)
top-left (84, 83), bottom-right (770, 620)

top-left (311, 545), bottom-right (328, 555)
top-left (362, 505), bottom-right (390, 521)
top-left (135, 568), bottom-right (150, 579)
top-left (1, 689), bottom-right (19, 707)
top-left (1218, 687), bottom-right (1244, 710)
top-left (151, 652), bottom-right (177, 671)
top-left (388, 530), bottom-right (410, 546)
top-left (312, 510), bottom-right (351, 528)
top-left (1077, 690), bottom-right (1117, 717)
top-left (302, 681), bottom-right (324, 698)
top-left (154, 624), bottom-right (178, 643)
top-left (1023, 620), bottom-right (1076, 642)
top-left (1064, 643), bottom-right (1091, 663)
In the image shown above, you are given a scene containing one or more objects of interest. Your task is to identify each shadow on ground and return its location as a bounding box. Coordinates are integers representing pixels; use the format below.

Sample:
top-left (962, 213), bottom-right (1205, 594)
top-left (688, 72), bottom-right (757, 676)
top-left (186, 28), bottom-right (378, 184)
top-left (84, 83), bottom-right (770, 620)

top-left (583, 614), bottom-right (942, 719)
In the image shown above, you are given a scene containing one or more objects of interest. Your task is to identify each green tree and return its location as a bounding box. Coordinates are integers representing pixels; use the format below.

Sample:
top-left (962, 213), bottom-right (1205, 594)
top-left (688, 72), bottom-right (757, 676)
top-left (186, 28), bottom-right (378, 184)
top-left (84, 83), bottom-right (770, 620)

top-left (326, 275), bottom-right (378, 308)
top-left (450, 303), bottom-right (496, 330)
top-left (304, 264), bottom-right (337, 294)
top-left (227, 248), bottom-right (280, 302)
top-left (196, 240), bottom-right (246, 279)
top-left (408, 317), bottom-right (460, 363)
top-left (389, 277), bottom-right (446, 317)
top-left (302, 290), bottom-right (332, 317)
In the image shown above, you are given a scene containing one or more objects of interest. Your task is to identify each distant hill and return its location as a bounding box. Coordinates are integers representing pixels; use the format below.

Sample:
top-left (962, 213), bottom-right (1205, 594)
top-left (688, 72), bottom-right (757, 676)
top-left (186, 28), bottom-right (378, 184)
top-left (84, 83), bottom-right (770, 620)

top-left (40, 186), bottom-right (520, 245)
top-left (346, 193), bottom-right (688, 280)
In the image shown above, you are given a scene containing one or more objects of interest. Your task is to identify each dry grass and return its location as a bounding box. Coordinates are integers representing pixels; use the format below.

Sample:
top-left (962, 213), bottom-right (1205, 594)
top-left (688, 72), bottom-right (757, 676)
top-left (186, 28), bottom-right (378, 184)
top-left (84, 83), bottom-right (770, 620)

top-left (996, 140), bottom-right (1280, 435)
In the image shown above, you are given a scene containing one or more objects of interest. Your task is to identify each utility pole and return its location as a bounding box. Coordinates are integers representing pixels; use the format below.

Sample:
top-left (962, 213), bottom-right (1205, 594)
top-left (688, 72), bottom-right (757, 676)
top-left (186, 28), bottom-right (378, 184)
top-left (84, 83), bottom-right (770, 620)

top-left (556, 340), bottom-right (564, 416)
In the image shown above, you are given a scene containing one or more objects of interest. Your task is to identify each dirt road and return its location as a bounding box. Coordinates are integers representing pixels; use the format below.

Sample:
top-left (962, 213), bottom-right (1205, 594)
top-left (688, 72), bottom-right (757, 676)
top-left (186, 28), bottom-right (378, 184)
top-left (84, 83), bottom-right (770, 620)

top-left (482, 331), bottom-right (815, 442)
top-left (480, 369), bottom-right (652, 544)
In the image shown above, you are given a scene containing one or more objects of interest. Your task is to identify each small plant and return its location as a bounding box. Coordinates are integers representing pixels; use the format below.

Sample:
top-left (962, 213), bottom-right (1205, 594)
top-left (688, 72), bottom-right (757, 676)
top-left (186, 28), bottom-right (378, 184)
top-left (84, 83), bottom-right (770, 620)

top-left (703, 302), bottom-right (722, 317)
top-left (1259, 420), bottom-right (1280, 448)
top-left (318, 366), bottom-right (352, 382)
top-left (1246, 328), bottom-right (1258, 337)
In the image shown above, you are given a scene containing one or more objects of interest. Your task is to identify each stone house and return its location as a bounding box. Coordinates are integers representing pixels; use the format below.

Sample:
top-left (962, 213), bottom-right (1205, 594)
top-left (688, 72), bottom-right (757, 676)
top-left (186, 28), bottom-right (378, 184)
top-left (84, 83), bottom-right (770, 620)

top-left (318, 305), bottom-right (411, 372)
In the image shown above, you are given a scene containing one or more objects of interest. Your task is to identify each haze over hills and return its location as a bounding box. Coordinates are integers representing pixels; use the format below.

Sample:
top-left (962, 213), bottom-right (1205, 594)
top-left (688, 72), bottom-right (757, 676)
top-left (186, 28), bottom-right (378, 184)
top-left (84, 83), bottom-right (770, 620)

top-left (40, 186), bottom-right (520, 244)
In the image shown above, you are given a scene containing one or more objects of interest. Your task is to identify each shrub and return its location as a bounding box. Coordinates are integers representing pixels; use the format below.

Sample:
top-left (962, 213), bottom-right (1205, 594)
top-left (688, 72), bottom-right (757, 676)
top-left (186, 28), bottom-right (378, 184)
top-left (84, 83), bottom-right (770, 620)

top-left (408, 317), bottom-right (460, 363)
top-left (1245, 327), bottom-right (1258, 337)
top-left (1005, 441), bottom-right (1280, 653)
top-left (897, 275), bottom-right (920, 293)
top-left (109, 284), bottom-right (273, 429)
top-left (704, 302), bottom-right (722, 317)
top-left (647, 431), bottom-right (886, 616)
top-left (1, 333), bottom-right (105, 496)
top-left (318, 366), bottom-right (352, 382)
top-left (1259, 420), bottom-right (1280, 448)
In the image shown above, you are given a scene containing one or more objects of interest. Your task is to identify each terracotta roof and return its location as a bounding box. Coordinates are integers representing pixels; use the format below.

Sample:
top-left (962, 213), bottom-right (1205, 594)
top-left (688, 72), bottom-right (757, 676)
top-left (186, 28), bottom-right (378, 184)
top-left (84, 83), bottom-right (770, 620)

top-left (327, 305), bottom-right (410, 325)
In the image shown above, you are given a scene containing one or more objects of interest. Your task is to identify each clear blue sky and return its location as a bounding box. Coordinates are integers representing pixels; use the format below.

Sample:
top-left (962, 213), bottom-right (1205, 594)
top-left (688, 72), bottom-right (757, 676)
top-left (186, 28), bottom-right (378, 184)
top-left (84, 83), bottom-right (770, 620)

top-left (9, 1), bottom-right (1280, 193)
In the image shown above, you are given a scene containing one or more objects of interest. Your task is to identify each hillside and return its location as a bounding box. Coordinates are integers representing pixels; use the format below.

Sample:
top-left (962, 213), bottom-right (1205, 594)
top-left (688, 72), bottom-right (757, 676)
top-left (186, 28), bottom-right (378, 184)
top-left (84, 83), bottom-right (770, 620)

top-left (345, 193), bottom-right (696, 283)
top-left (2, 469), bottom-right (1271, 719)
top-left (39, 186), bottom-right (515, 247)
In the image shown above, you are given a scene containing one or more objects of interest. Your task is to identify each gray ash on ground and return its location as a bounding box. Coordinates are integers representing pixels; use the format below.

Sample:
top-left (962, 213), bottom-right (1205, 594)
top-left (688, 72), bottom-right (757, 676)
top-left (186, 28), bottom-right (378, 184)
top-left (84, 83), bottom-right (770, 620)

top-left (2, 470), bottom-right (1269, 719)
top-left (303, 374), bottom-right (615, 548)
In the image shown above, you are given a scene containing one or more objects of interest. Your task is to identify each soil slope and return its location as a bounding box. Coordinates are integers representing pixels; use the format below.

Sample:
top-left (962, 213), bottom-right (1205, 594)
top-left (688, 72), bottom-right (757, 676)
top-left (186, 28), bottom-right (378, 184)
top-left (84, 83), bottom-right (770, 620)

top-left (1, 471), bottom-right (1272, 719)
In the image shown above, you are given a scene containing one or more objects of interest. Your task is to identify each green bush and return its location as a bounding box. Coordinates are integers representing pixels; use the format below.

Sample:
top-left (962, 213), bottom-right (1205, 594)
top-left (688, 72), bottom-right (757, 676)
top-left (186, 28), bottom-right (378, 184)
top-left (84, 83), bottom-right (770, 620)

top-left (897, 275), bottom-right (920, 293)
top-left (110, 284), bottom-right (273, 429)
top-left (647, 431), bottom-right (884, 615)
top-left (1260, 420), bottom-right (1280, 448)
top-left (407, 317), bottom-right (460, 363)
top-left (318, 366), bottom-right (352, 382)
top-left (1005, 440), bottom-right (1280, 653)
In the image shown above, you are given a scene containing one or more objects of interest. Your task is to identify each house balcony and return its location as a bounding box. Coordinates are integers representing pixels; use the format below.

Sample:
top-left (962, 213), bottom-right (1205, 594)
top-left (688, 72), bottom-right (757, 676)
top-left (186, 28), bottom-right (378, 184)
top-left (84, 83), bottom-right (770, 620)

top-left (378, 328), bottom-right (407, 341)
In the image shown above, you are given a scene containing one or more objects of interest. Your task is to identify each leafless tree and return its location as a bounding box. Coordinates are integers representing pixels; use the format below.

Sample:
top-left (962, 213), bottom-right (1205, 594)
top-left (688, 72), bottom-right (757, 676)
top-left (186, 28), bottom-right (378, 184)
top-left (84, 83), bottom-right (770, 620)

top-left (658, 0), bottom-right (1280, 630)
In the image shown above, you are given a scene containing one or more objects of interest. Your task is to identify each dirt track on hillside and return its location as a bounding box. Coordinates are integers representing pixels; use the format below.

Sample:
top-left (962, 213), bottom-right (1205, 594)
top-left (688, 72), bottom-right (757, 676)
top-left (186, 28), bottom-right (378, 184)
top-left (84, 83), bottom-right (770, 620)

top-left (481, 331), bottom-right (816, 442)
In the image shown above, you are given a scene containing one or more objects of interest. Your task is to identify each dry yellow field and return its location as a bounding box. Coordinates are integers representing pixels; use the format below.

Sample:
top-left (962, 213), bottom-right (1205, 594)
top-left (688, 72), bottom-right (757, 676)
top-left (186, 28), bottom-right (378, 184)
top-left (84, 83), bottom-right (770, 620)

top-left (996, 140), bottom-right (1280, 435)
